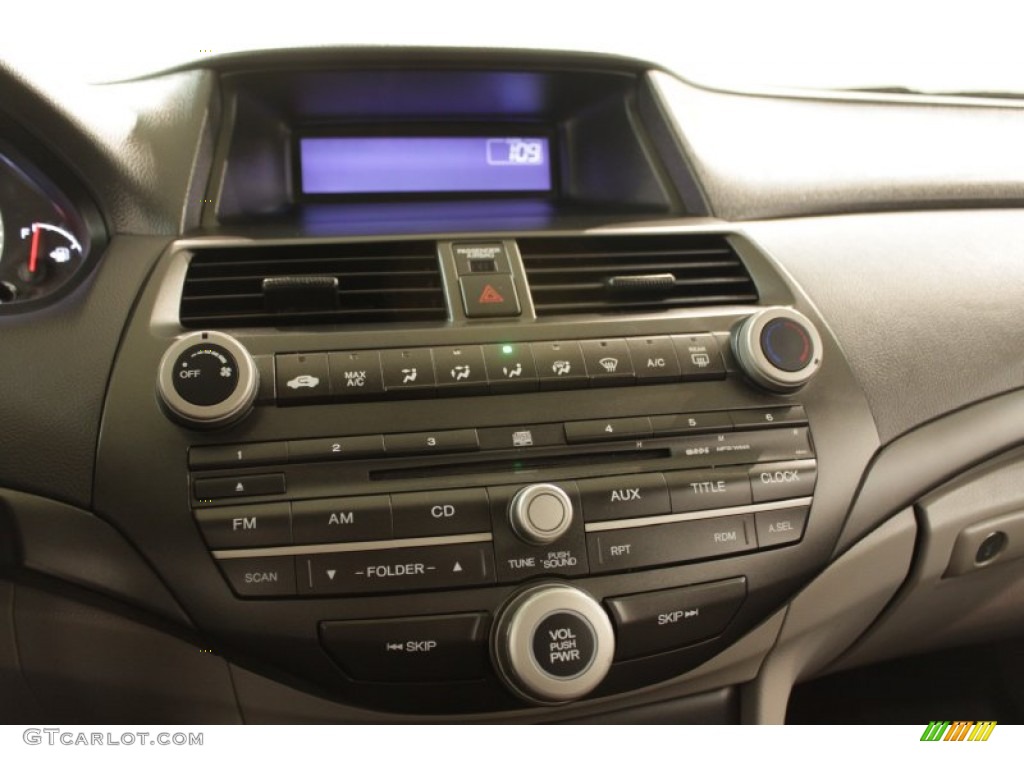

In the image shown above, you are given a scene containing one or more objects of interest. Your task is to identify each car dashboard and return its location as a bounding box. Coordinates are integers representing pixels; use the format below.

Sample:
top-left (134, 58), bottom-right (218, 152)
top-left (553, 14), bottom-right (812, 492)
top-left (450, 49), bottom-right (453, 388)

top-left (0, 48), bottom-right (1023, 725)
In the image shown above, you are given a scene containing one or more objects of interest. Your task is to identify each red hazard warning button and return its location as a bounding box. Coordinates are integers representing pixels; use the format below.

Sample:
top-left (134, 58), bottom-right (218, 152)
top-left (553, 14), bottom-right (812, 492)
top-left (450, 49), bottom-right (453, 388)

top-left (460, 274), bottom-right (521, 318)
top-left (478, 284), bottom-right (505, 304)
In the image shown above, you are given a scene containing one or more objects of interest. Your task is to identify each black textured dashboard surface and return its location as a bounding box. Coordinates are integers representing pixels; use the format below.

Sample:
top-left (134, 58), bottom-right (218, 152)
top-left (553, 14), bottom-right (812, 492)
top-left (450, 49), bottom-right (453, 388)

top-left (0, 236), bottom-right (166, 507)
top-left (745, 210), bottom-right (1024, 444)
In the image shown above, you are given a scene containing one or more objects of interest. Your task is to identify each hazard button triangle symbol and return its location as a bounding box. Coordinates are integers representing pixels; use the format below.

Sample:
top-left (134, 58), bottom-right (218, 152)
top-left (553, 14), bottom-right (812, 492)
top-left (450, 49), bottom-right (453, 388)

top-left (478, 284), bottom-right (505, 304)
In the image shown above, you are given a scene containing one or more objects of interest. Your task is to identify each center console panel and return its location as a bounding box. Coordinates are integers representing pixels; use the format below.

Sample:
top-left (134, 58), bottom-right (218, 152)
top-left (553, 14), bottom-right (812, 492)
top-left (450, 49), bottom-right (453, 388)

top-left (93, 226), bottom-right (878, 716)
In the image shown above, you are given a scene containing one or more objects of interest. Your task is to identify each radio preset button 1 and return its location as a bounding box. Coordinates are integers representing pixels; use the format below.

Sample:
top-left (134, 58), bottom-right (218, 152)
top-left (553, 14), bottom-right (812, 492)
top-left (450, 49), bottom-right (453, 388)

top-left (292, 496), bottom-right (392, 544)
top-left (392, 488), bottom-right (492, 538)
top-left (189, 441), bottom-right (287, 469)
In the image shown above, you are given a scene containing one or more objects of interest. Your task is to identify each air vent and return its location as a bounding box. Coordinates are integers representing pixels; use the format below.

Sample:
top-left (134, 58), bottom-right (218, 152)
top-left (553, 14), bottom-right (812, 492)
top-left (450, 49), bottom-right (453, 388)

top-left (519, 234), bottom-right (758, 316)
top-left (179, 241), bottom-right (447, 328)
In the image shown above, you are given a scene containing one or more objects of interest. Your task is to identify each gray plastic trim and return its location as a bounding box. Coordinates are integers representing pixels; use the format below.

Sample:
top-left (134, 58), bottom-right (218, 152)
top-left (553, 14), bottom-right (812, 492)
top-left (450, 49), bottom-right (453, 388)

top-left (584, 496), bottom-right (811, 532)
top-left (742, 510), bottom-right (916, 724)
top-left (212, 531), bottom-right (493, 560)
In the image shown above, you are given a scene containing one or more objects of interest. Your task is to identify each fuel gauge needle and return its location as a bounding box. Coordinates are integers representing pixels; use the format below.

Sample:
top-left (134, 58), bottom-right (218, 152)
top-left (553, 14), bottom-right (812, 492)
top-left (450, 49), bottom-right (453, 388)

top-left (28, 224), bottom-right (41, 274)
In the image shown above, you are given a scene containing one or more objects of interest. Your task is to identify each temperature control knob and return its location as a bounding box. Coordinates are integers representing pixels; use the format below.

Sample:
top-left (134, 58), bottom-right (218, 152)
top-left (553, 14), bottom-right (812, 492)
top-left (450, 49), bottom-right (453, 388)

top-left (492, 583), bottom-right (615, 705)
top-left (157, 331), bottom-right (258, 429)
top-left (732, 308), bottom-right (822, 392)
top-left (509, 484), bottom-right (574, 545)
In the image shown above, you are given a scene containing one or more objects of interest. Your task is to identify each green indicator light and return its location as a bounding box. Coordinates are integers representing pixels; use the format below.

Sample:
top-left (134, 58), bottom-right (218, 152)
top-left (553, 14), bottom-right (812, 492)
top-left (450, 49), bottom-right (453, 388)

top-left (502, 344), bottom-right (514, 354)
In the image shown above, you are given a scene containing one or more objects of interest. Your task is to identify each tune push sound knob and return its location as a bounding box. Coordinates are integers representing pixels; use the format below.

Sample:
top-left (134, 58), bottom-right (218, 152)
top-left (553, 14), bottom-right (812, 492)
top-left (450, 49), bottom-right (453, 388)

top-left (732, 307), bottom-right (823, 392)
top-left (492, 583), bottom-right (615, 705)
top-left (157, 331), bottom-right (258, 429)
top-left (509, 484), bottom-right (574, 545)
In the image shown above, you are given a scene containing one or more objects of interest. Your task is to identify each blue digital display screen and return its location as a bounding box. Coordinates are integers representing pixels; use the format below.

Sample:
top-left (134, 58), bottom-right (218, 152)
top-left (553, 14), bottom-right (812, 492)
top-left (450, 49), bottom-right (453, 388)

top-left (299, 136), bottom-right (552, 194)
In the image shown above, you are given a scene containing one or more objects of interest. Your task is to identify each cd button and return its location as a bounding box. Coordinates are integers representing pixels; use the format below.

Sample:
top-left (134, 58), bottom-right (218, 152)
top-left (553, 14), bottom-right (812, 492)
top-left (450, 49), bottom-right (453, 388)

top-left (391, 488), bottom-right (492, 538)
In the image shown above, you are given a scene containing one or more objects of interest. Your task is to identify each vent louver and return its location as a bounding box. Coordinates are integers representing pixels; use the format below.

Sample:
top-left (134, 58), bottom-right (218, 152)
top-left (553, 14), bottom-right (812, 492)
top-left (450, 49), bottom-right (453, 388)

top-left (519, 234), bottom-right (758, 316)
top-left (179, 241), bottom-right (446, 328)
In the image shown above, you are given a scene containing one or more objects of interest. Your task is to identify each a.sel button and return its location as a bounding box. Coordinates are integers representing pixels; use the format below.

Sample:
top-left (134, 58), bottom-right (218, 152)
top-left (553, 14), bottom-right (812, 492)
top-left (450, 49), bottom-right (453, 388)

top-left (606, 578), bottom-right (747, 660)
top-left (218, 556), bottom-right (296, 597)
top-left (196, 502), bottom-right (291, 549)
top-left (297, 543), bottom-right (495, 595)
top-left (749, 460), bottom-right (817, 502)
top-left (587, 515), bottom-right (755, 574)
top-left (391, 488), bottom-right (491, 538)
top-left (292, 496), bottom-right (392, 544)
top-left (755, 506), bottom-right (809, 548)
top-left (666, 468), bottom-right (751, 512)
top-left (321, 613), bottom-right (490, 682)
top-left (578, 473), bottom-right (670, 522)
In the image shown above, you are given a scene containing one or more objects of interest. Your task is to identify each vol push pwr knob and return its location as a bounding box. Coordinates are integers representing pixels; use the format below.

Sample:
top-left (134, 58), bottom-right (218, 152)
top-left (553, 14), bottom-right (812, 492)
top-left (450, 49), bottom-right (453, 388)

top-left (157, 331), bottom-right (258, 429)
top-left (491, 583), bottom-right (615, 705)
top-left (732, 307), bottom-right (823, 392)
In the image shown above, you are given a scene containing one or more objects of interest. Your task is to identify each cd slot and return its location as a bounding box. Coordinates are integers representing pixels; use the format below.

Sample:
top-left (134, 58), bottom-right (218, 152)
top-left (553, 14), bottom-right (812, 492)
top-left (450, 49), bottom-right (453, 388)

top-left (370, 449), bottom-right (671, 481)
